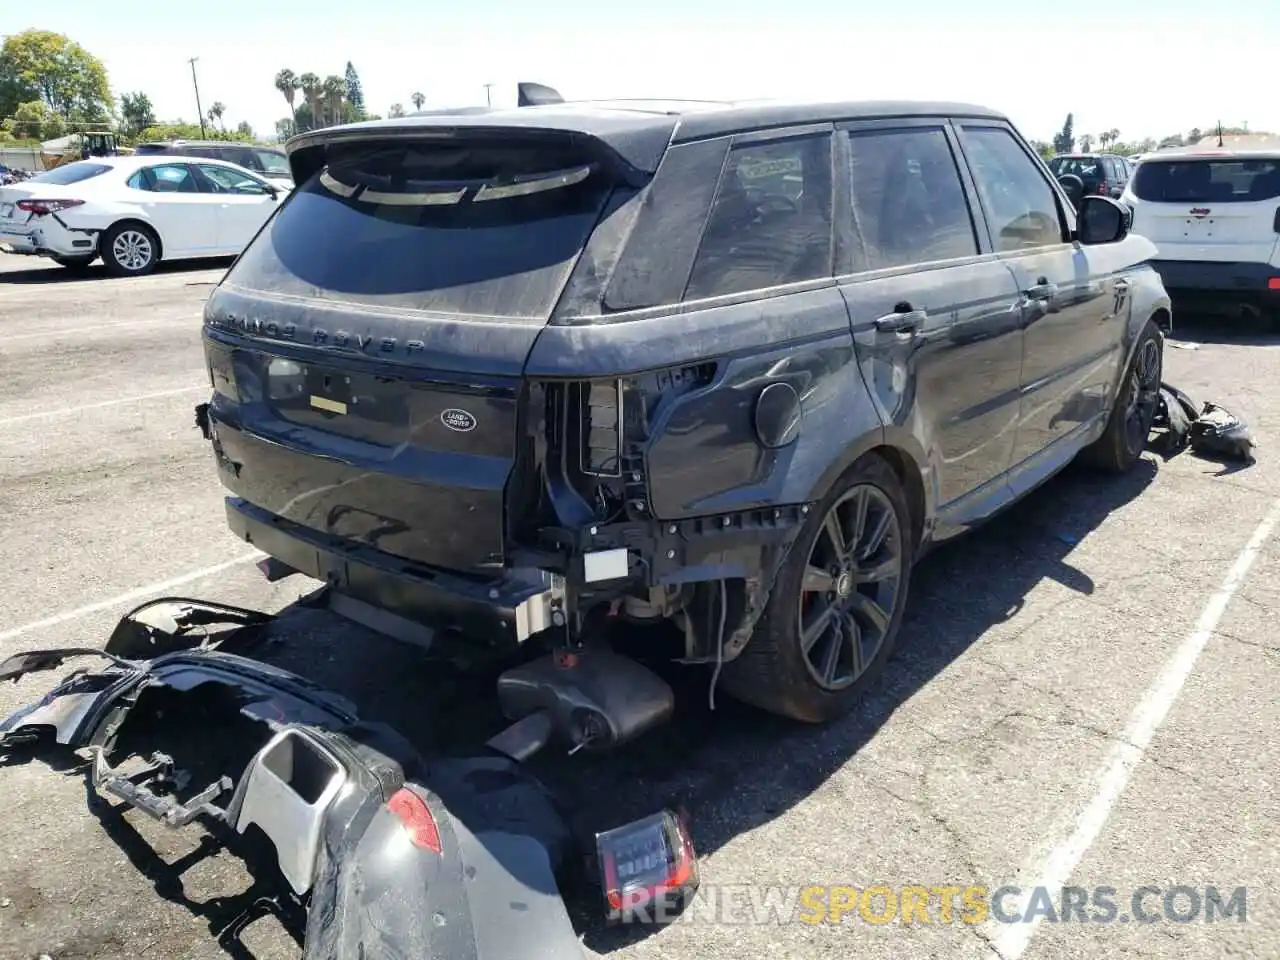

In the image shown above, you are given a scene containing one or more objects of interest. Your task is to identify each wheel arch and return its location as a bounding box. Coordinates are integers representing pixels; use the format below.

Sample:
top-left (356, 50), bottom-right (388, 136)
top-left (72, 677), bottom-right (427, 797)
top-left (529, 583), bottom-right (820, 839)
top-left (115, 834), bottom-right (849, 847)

top-left (104, 218), bottom-right (164, 262)
top-left (805, 428), bottom-right (932, 552)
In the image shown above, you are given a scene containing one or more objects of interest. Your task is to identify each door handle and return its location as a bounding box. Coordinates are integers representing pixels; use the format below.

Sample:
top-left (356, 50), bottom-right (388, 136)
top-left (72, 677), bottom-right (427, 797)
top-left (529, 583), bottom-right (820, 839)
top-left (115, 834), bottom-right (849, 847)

top-left (1023, 278), bottom-right (1058, 301)
top-left (873, 307), bottom-right (927, 334)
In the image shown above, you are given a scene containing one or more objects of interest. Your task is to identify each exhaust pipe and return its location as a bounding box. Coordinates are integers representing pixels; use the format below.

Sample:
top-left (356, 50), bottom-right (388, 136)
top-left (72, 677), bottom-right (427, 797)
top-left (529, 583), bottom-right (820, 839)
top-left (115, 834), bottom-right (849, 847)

top-left (495, 650), bottom-right (674, 755)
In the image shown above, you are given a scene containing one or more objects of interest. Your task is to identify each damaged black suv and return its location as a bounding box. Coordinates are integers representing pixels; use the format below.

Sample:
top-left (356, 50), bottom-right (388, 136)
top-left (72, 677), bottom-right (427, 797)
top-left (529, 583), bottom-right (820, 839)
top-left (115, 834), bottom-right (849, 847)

top-left (199, 94), bottom-right (1171, 723)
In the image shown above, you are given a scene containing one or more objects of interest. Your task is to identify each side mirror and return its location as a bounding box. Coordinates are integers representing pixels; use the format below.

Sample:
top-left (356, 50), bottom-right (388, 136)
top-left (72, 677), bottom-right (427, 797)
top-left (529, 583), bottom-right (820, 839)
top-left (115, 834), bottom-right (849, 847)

top-left (1057, 174), bottom-right (1084, 211)
top-left (1077, 195), bottom-right (1130, 245)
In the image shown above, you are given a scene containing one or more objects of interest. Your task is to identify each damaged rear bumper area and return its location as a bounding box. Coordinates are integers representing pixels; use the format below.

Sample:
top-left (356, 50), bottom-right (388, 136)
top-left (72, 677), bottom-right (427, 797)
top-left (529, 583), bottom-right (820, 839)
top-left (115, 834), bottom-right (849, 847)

top-left (0, 600), bottom-right (585, 960)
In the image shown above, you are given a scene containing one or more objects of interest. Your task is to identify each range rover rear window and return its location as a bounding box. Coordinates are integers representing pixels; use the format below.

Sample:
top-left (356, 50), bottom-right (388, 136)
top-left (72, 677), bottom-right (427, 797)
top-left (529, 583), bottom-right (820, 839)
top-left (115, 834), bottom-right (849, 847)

top-left (223, 138), bottom-right (614, 319)
top-left (1131, 158), bottom-right (1280, 203)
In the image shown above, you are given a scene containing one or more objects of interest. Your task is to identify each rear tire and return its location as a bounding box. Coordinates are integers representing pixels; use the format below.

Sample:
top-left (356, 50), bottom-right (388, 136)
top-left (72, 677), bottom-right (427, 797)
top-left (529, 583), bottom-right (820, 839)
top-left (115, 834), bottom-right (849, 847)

top-left (1082, 318), bottom-right (1164, 473)
top-left (101, 222), bottom-right (160, 277)
top-left (720, 454), bottom-right (914, 723)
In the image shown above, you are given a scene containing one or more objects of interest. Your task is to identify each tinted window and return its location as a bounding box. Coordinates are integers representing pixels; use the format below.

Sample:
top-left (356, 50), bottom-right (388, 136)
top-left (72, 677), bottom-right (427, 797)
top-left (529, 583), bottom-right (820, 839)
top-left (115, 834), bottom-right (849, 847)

top-left (255, 149), bottom-right (291, 176)
top-left (141, 164), bottom-right (199, 193)
top-left (225, 137), bottom-right (613, 319)
top-left (1130, 158), bottom-right (1280, 203)
top-left (133, 144), bottom-right (169, 155)
top-left (962, 127), bottom-right (1065, 251)
top-left (199, 164), bottom-right (270, 194)
top-left (684, 134), bottom-right (833, 300)
top-left (847, 128), bottom-right (976, 270)
top-left (28, 162), bottom-right (112, 185)
top-left (1048, 156), bottom-right (1103, 183)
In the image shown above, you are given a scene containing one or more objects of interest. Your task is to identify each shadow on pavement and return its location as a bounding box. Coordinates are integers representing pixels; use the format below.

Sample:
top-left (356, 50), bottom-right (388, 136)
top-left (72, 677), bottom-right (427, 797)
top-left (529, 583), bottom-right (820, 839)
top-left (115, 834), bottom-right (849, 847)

top-left (0, 257), bottom-right (234, 284)
top-left (0, 454), bottom-right (1160, 958)
top-left (1168, 306), bottom-right (1280, 347)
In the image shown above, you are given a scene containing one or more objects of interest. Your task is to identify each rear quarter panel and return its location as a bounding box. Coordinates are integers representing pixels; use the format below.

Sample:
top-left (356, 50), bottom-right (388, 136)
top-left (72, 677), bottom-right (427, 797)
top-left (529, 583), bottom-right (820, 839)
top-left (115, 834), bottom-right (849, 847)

top-left (527, 286), bottom-right (885, 520)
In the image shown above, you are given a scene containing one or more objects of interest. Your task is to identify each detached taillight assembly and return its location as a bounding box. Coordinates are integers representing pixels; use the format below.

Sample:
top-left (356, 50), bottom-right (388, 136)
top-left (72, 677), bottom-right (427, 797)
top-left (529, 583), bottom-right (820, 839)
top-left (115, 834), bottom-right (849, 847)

top-left (16, 198), bottom-right (84, 216)
top-left (387, 787), bottom-right (442, 854)
top-left (596, 809), bottom-right (699, 923)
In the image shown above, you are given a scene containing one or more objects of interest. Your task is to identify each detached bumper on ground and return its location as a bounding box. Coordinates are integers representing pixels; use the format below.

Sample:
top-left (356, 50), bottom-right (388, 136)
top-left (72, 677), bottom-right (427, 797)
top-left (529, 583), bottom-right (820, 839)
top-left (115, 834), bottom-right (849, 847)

top-left (0, 598), bottom-right (699, 958)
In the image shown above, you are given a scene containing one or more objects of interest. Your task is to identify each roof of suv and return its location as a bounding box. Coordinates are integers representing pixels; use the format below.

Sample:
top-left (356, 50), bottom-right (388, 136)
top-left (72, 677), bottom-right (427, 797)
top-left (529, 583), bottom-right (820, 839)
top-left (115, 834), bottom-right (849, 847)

top-left (286, 98), bottom-right (1008, 173)
top-left (138, 140), bottom-right (284, 151)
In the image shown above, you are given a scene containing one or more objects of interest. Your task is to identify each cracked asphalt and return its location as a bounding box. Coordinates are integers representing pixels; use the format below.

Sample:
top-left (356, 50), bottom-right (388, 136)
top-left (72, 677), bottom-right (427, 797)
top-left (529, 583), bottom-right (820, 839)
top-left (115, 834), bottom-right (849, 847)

top-left (0, 254), bottom-right (1277, 960)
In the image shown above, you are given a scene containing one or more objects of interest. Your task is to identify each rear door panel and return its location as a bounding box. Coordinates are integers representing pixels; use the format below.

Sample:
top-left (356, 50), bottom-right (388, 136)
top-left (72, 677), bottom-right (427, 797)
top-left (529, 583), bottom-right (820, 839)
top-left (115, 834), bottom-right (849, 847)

top-left (836, 119), bottom-right (1025, 514)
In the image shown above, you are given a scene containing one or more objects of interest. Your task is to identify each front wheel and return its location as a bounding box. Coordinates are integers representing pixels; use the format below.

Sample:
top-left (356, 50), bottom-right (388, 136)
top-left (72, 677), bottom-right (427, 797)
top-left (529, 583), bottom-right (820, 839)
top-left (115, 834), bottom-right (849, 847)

top-left (1082, 318), bottom-right (1164, 473)
top-left (101, 223), bottom-right (160, 277)
top-left (720, 454), bottom-right (914, 723)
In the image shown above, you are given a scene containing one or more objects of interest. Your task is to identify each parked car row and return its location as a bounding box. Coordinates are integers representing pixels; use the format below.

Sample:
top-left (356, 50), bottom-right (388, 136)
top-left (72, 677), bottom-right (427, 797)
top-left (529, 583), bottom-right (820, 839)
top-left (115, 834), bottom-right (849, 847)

top-left (0, 155), bottom-right (285, 275)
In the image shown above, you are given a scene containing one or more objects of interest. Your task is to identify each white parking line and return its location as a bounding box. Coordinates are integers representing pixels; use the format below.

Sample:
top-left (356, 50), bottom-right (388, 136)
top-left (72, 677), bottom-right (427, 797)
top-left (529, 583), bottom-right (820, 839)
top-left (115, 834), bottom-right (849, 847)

top-left (0, 551), bottom-right (263, 646)
top-left (986, 496), bottom-right (1280, 959)
top-left (0, 386), bottom-right (206, 426)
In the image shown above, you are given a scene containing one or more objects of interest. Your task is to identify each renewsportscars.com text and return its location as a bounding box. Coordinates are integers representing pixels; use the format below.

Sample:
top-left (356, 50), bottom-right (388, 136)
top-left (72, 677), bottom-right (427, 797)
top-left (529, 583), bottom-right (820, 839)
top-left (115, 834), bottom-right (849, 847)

top-left (614, 884), bottom-right (1248, 926)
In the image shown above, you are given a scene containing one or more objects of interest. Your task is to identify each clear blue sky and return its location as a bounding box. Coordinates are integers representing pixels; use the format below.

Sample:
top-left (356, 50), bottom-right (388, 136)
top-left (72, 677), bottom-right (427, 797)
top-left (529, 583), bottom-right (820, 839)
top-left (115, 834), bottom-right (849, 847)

top-left (6, 0), bottom-right (1278, 144)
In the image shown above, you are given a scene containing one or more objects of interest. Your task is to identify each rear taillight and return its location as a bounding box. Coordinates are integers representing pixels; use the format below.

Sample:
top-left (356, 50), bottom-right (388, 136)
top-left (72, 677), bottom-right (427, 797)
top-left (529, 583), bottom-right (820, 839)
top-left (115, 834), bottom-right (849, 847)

top-left (387, 787), bottom-right (441, 854)
top-left (16, 198), bottom-right (84, 216)
top-left (1268, 278), bottom-right (1280, 291)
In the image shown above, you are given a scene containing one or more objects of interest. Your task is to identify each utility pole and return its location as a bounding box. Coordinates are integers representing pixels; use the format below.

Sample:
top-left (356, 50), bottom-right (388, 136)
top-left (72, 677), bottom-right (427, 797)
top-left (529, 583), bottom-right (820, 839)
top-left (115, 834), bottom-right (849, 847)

top-left (189, 57), bottom-right (207, 138)
top-left (483, 83), bottom-right (494, 107)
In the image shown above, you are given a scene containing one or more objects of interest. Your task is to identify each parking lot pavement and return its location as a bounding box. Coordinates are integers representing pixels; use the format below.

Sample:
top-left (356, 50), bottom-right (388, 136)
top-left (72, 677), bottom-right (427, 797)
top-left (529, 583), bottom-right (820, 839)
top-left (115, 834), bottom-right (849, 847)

top-left (1, 259), bottom-right (1278, 960)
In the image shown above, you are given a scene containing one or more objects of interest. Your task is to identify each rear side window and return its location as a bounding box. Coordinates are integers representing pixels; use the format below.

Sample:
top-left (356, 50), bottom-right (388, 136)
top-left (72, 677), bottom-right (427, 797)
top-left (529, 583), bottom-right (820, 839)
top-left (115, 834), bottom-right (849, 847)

top-left (224, 138), bottom-right (614, 319)
top-left (684, 134), bottom-right (833, 300)
top-left (960, 127), bottom-right (1066, 251)
top-left (847, 127), bottom-right (977, 270)
top-left (255, 149), bottom-right (291, 176)
top-left (1131, 158), bottom-right (1280, 203)
top-left (1048, 157), bottom-right (1103, 182)
top-left (28, 162), bottom-right (111, 185)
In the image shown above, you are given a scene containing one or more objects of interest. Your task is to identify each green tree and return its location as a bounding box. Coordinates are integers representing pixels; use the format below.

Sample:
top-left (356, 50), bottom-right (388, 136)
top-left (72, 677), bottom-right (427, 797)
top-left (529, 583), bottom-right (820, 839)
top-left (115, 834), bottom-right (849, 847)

top-left (344, 62), bottom-right (364, 119)
top-left (298, 73), bottom-right (321, 131)
top-left (10, 100), bottom-right (49, 139)
top-left (119, 91), bottom-right (155, 138)
top-left (322, 75), bottom-right (345, 127)
top-left (1052, 113), bottom-right (1074, 154)
top-left (274, 117), bottom-right (294, 141)
top-left (1078, 133), bottom-right (1094, 152)
top-left (275, 69), bottom-right (299, 123)
top-left (0, 30), bottom-right (112, 122)
top-left (411, 91), bottom-right (425, 111)
top-left (388, 102), bottom-right (405, 118)
top-left (236, 120), bottom-right (254, 138)
top-left (294, 102), bottom-right (316, 132)
top-left (207, 101), bottom-right (226, 131)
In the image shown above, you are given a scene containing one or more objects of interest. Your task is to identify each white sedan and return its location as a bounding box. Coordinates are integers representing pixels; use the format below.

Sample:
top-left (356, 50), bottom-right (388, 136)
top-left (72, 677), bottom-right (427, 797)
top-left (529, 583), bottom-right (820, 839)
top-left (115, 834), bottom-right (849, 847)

top-left (0, 155), bottom-right (285, 276)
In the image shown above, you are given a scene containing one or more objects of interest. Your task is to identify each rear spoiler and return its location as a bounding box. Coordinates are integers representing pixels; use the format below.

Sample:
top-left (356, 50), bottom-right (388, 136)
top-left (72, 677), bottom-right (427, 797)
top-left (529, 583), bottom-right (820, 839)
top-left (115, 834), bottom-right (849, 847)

top-left (285, 82), bottom-right (671, 183)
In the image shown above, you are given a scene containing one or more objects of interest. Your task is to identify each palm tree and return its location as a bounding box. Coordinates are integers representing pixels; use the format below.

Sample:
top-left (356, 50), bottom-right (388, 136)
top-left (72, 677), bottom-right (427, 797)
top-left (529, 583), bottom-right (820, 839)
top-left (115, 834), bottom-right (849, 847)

top-left (388, 103), bottom-right (405, 118)
top-left (1098, 131), bottom-right (1111, 149)
top-left (275, 69), bottom-right (299, 123)
top-left (207, 102), bottom-right (226, 132)
top-left (411, 91), bottom-right (425, 111)
top-left (322, 75), bottom-right (346, 127)
top-left (1106, 128), bottom-right (1120, 149)
top-left (299, 73), bottom-right (322, 129)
